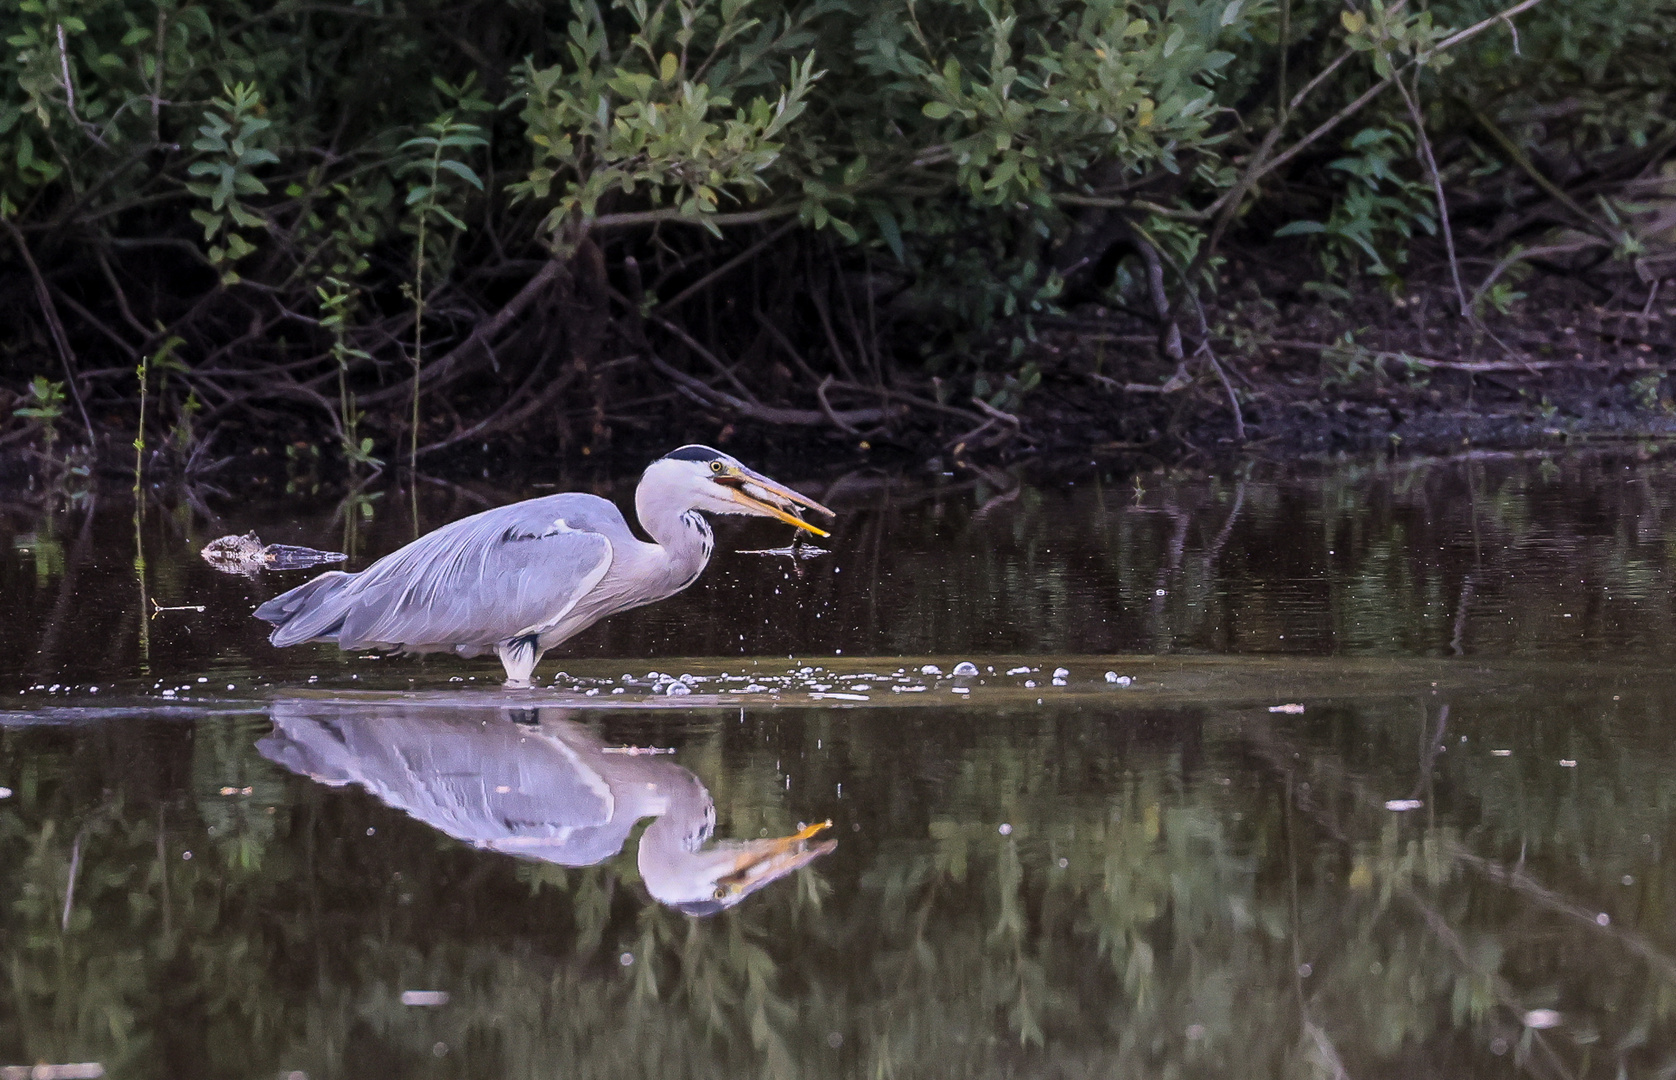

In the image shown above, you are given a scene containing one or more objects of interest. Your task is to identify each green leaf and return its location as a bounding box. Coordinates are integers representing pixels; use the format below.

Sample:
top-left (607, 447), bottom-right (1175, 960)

top-left (1275, 220), bottom-right (1326, 236)
top-left (660, 52), bottom-right (678, 82)
top-left (922, 101), bottom-right (954, 119)
top-left (436, 159), bottom-right (484, 189)
top-left (867, 204), bottom-right (905, 262)
top-left (431, 205), bottom-right (468, 230)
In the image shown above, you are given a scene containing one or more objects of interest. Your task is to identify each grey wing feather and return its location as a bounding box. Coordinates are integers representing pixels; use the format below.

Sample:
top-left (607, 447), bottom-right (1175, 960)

top-left (258, 494), bottom-right (624, 651)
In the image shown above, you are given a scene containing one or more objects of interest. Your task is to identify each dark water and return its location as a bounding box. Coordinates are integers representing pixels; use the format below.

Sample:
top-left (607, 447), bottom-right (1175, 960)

top-left (5, 450), bottom-right (1676, 1078)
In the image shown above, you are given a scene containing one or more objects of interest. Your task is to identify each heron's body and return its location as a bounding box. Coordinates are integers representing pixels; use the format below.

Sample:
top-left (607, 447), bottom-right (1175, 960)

top-left (254, 447), bottom-right (830, 686)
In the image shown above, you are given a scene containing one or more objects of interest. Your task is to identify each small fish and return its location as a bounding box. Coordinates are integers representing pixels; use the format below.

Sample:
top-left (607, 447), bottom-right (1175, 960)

top-left (201, 532), bottom-right (347, 577)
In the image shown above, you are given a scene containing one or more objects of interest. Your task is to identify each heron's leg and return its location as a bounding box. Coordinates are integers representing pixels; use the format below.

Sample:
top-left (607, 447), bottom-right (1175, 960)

top-left (497, 635), bottom-right (541, 689)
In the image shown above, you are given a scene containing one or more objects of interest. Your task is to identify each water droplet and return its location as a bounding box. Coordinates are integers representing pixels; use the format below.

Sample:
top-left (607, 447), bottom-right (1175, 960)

top-left (952, 661), bottom-right (979, 676)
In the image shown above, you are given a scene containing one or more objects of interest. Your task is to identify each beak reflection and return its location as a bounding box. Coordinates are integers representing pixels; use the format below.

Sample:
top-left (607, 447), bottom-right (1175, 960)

top-left (719, 819), bottom-right (837, 891)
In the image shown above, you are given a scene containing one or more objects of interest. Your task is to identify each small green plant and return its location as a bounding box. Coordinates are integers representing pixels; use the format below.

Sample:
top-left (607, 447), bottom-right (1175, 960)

top-left (187, 83), bottom-right (279, 285)
top-left (317, 279), bottom-right (381, 471)
top-left (1477, 279), bottom-right (1527, 317)
top-left (135, 337), bottom-right (185, 492)
top-left (1631, 373), bottom-right (1666, 411)
top-left (399, 83), bottom-right (489, 474)
top-left (13, 376), bottom-right (65, 452)
top-left (1276, 126), bottom-right (1436, 282)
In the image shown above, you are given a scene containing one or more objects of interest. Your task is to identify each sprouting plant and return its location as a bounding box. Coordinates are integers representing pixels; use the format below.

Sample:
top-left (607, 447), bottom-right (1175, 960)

top-left (1631, 373), bottom-right (1665, 411)
top-left (1478, 279), bottom-right (1527, 317)
top-left (13, 375), bottom-right (65, 452)
top-left (398, 82), bottom-right (488, 474)
top-left (1275, 126), bottom-right (1436, 282)
top-left (317, 279), bottom-right (381, 471)
top-left (187, 83), bottom-right (279, 285)
top-left (135, 336), bottom-right (184, 493)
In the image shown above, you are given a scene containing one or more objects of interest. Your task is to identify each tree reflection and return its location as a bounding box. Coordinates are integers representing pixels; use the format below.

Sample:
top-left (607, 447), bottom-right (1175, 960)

top-left (6, 684), bottom-right (1676, 1078)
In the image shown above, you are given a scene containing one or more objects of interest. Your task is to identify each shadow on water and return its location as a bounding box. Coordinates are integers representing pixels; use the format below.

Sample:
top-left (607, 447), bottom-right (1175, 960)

top-left (5, 451), bottom-right (1676, 1076)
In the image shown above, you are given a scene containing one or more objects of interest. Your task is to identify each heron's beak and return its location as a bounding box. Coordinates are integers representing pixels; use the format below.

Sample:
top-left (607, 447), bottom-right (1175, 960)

top-left (717, 819), bottom-right (836, 893)
top-left (718, 468), bottom-right (836, 537)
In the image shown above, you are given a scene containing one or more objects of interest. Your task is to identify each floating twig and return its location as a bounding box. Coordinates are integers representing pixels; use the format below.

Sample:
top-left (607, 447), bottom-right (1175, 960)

top-left (150, 598), bottom-right (206, 618)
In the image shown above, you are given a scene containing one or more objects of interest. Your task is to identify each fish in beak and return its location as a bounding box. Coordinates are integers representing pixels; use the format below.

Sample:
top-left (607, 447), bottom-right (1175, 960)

top-left (715, 465), bottom-right (836, 537)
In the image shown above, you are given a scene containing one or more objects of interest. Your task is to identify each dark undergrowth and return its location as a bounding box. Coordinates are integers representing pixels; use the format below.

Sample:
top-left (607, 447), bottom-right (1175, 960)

top-left (1, 0), bottom-right (1673, 477)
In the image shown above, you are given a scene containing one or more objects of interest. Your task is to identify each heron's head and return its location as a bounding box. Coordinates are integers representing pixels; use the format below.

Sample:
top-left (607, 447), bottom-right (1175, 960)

top-left (640, 819), bottom-right (837, 915)
top-left (642, 446), bottom-right (835, 537)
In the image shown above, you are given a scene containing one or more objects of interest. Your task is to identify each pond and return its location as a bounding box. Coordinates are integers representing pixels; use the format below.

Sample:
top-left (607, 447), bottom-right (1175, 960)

top-left (3, 448), bottom-right (1676, 1078)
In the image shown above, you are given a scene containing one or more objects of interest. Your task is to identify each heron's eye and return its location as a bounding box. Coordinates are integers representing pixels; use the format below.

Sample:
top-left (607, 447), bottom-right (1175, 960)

top-left (713, 886), bottom-right (729, 900)
top-left (709, 460), bottom-right (725, 475)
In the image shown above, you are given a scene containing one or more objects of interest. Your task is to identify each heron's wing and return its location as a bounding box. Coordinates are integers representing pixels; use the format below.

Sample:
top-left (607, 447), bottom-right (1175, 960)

top-left (288, 494), bottom-right (624, 651)
top-left (259, 703), bottom-right (618, 854)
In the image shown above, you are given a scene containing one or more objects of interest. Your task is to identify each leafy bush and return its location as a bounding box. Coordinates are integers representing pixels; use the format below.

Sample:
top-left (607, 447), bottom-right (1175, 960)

top-left (0, 0), bottom-right (1670, 455)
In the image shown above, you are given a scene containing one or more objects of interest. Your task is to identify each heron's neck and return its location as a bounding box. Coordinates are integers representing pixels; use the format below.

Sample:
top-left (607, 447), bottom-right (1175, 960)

top-left (635, 766), bottom-right (718, 892)
top-left (635, 482), bottom-right (714, 585)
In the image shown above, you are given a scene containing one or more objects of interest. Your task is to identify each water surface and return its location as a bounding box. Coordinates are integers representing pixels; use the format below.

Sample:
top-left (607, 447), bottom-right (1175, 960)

top-left (4, 451), bottom-right (1676, 1078)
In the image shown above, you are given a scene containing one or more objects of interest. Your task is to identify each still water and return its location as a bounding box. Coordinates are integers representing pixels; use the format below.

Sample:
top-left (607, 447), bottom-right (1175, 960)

top-left (3, 450), bottom-right (1676, 1077)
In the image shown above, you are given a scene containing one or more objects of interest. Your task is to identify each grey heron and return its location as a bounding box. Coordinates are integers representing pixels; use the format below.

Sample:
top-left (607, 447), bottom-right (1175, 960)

top-left (258, 700), bottom-right (835, 913)
top-left (255, 446), bottom-right (833, 686)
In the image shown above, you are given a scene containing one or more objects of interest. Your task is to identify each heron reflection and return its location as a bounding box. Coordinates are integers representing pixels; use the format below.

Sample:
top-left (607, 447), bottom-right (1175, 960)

top-left (258, 701), bottom-right (834, 914)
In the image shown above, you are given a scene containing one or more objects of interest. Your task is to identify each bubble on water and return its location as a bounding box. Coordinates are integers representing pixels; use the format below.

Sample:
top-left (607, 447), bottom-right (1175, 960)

top-left (921, 664), bottom-right (942, 675)
top-left (665, 683), bottom-right (691, 696)
top-left (1052, 667), bottom-right (1069, 678)
top-left (1105, 672), bottom-right (1133, 686)
top-left (1560, 759), bottom-right (1577, 767)
top-left (611, 688), bottom-right (625, 695)
top-left (952, 687), bottom-right (970, 695)
top-left (1384, 799), bottom-right (1424, 811)
top-left (953, 662), bottom-right (980, 676)
top-left (1052, 677), bottom-right (1067, 686)
top-left (1522, 1009), bottom-right (1562, 1030)
top-left (1491, 749), bottom-right (1513, 756)
top-left (1596, 912), bottom-right (1610, 926)
top-left (998, 823), bottom-right (1012, 835)
top-left (620, 952), bottom-right (635, 967)
top-left (1007, 666), bottom-right (1033, 675)
top-left (0, 788), bottom-right (11, 800)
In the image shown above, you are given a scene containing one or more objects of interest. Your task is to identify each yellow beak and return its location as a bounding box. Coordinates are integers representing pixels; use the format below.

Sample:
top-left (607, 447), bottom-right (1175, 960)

top-left (720, 819), bottom-right (836, 889)
top-left (719, 468), bottom-right (836, 537)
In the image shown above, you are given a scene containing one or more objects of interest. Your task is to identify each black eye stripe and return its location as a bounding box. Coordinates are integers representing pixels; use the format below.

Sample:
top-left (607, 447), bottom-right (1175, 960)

top-left (665, 444), bottom-right (725, 463)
